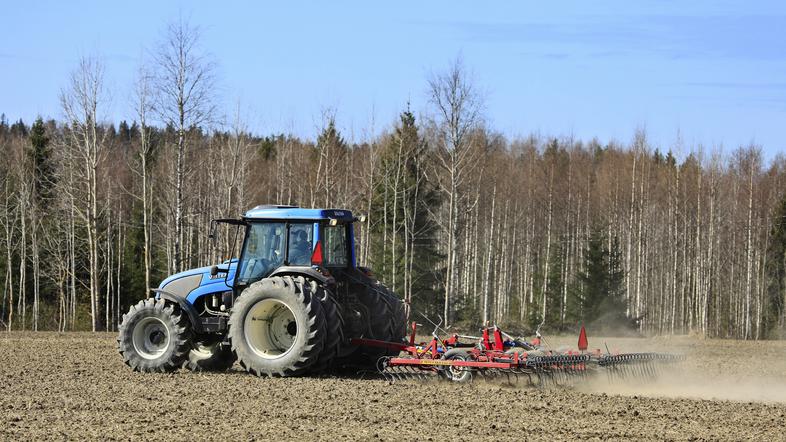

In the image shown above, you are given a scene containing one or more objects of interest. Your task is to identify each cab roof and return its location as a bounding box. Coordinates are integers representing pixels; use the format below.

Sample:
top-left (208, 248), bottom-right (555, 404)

top-left (243, 205), bottom-right (355, 221)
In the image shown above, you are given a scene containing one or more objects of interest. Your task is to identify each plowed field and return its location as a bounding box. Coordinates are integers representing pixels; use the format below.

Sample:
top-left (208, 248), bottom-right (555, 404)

top-left (1, 332), bottom-right (785, 441)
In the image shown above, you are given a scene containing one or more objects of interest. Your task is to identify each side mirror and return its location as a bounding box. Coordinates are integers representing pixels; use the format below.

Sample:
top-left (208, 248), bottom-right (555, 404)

top-left (211, 264), bottom-right (230, 276)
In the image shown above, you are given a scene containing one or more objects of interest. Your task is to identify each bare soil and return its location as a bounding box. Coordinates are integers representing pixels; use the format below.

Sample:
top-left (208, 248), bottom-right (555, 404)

top-left (1, 332), bottom-right (785, 441)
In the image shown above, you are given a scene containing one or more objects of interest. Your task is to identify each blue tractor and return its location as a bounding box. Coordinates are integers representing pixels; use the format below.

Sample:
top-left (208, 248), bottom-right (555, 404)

top-left (117, 205), bottom-right (407, 376)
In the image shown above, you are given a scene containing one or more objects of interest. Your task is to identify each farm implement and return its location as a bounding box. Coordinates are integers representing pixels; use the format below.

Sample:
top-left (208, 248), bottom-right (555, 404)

top-left (358, 320), bottom-right (684, 386)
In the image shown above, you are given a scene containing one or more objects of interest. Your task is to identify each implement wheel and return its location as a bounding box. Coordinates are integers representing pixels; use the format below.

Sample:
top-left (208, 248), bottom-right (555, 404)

top-left (117, 298), bottom-right (192, 373)
top-left (440, 349), bottom-right (473, 383)
top-left (229, 276), bottom-right (326, 377)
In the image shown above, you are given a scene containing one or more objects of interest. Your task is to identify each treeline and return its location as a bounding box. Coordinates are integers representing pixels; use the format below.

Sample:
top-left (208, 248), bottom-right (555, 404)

top-left (1, 21), bottom-right (785, 338)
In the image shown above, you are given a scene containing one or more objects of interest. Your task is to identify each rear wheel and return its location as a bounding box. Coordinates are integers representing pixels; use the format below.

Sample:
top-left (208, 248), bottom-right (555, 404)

top-left (307, 282), bottom-right (344, 374)
top-left (117, 298), bottom-right (192, 373)
top-left (229, 276), bottom-right (326, 377)
top-left (340, 280), bottom-right (406, 368)
top-left (377, 285), bottom-right (408, 340)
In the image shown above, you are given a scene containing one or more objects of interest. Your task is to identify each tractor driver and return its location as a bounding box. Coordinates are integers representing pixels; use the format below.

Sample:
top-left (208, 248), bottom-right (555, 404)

top-left (289, 229), bottom-right (311, 265)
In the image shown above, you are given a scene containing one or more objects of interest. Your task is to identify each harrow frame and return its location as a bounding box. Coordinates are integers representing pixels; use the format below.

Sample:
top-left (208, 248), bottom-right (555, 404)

top-left (353, 322), bottom-right (683, 385)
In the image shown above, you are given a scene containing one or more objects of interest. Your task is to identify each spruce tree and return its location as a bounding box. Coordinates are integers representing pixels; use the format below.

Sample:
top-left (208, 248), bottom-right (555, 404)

top-left (28, 117), bottom-right (54, 202)
top-left (575, 227), bottom-right (629, 328)
top-left (370, 109), bottom-right (442, 315)
top-left (577, 230), bottom-right (608, 321)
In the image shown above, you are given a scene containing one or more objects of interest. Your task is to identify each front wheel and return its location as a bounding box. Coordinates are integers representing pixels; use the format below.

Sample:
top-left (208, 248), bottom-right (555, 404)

top-left (117, 298), bottom-right (192, 373)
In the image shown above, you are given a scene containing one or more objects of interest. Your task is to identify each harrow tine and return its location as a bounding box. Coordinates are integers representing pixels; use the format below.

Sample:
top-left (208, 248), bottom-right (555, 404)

top-left (540, 371), bottom-right (550, 388)
top-left (597, 352), bottom-right (683, 384)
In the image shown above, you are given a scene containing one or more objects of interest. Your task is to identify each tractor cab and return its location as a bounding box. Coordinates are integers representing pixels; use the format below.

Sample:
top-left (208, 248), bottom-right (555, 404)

top-left (232, 205), bottom-right (359, 292)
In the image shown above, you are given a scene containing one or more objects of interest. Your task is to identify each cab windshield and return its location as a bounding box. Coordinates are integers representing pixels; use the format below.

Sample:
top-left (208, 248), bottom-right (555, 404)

top-left (236, 222), bottom-right (285, 285)
top-left (236, 222), bottom-right (315, 285)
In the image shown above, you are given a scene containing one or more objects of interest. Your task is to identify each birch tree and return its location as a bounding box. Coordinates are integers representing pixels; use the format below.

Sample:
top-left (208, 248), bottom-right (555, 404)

top-left (426, 58), bottom-right (483, 326)
top-left (60, 56), bottom-right (108, 332)
top-left (153, 18), bottom-right (216, 273)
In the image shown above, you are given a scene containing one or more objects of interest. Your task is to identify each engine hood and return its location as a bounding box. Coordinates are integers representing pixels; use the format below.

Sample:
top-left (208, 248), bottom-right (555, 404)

top-left (158, 260), bottom-right (238, 304)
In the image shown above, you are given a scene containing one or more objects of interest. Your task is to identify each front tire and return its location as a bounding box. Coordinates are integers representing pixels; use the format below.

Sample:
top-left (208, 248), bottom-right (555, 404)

top-left (229, 276), bottom-right (326, 377)
top-left (117, 298), bottom-right (192, 373)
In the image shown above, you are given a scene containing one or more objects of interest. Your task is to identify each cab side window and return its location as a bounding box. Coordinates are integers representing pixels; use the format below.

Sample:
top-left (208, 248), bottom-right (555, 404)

top-left (322, 225), bottom-right (348, 267)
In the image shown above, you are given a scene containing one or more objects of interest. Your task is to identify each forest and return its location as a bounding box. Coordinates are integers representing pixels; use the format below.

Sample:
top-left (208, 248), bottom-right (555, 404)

top-left (1, 21), bottom-right (785, 339)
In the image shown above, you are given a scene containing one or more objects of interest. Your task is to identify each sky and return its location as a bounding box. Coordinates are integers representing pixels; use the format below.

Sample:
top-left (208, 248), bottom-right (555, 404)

top-left (1, 1), bottom-right (785, 161)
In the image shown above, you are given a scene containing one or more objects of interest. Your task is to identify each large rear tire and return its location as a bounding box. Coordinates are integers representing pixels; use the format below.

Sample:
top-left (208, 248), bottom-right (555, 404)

top-left (117, 298), bottom-right (192, 373)
top-left (340, 281), bottom-right (406, 368)
top-left (229, 276), bottom-right (326, 377)
top-left (307, 283), bottom-right (344, 374)
top-left (376, 284), bottom-right (408, 341)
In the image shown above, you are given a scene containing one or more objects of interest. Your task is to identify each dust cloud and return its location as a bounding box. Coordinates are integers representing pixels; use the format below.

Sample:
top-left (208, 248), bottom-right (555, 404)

top-left (578, 370), bottom-right (786, 403)
top-left (567, 335), bottom-right (786, 403)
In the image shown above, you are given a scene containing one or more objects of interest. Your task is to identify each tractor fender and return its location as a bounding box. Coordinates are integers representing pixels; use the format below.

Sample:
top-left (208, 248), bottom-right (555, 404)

top-left (269, 266), bottom-right (335, 285)
top-left (152, 289), bottom-right (203, 333)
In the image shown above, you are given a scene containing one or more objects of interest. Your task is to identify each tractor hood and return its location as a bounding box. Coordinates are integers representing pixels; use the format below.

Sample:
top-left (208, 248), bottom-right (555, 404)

top-left (158, 260), bottom-right (238, 304)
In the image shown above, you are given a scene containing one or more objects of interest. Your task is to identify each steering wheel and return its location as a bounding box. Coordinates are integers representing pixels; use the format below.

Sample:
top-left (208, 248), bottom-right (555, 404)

top-left (242, 258), bottom-right (271, 281)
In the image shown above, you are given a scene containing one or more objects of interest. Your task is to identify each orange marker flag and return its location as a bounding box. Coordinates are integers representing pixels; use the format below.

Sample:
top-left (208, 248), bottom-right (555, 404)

top-left (578, 325), bottom-right (588, 351)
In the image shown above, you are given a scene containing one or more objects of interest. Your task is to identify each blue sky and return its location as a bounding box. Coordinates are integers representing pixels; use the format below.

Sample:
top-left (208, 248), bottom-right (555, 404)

top-left (1, 1), bottom-right (785, 160)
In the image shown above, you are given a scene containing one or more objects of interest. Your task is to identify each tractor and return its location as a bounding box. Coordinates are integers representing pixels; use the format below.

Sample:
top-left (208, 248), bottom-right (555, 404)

top-left (117, 205), bottom-right (408, 377)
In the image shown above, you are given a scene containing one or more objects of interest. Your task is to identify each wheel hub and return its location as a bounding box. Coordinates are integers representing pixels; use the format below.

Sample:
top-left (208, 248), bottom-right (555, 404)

top-left (150, 330), bottom-right (166, 345)
top-left (244, 299), bottom-right (298, 359)
top-left (132, 317), bottom-right (170, 360)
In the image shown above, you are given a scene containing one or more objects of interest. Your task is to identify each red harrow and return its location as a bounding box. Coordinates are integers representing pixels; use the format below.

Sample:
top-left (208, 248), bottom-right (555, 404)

top-left (354, 321), bottom-right (683, 386)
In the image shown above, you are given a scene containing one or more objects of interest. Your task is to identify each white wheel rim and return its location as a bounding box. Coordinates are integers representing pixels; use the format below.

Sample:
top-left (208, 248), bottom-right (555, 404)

top-left (132, 317), bottom-right (170, 359)
top-left (244, 299), bottom-right (298, 359)
top-left (447, 355), bottom-right (470, 381)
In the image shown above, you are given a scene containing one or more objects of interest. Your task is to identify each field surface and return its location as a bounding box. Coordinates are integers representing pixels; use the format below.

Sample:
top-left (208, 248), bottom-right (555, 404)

top-left (1, 332), bottom-right (786, 441)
